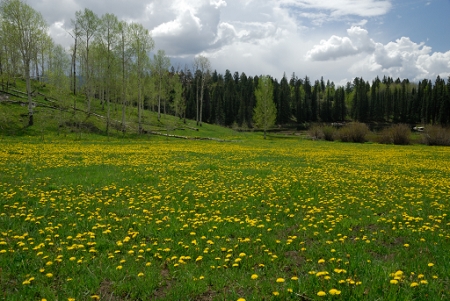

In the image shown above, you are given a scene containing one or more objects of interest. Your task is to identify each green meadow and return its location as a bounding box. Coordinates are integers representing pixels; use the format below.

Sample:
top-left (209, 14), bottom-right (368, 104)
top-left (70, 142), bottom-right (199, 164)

top-left (0, 137), bottom-right (449, 300)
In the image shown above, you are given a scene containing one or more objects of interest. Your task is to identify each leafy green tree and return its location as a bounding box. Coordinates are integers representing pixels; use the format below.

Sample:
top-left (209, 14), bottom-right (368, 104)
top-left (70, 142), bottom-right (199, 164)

top-left (151, 49), bottom-right (171, 121)
top-left (46, 43), bottom-right (70, 134)
top-left (193, 55), bottom-right (211, 126)
top-left (128, 22), bottom-right (154, 133)
top-left (97, 13), bottom-right (120, 136)
top-left (117, 21), bottom-right (132, 133)
top-left (1, 0), bottom-right (48, 126)
top-left (170, 73), bottom-right (184, 119)
top-left (74, 8), bottom-right (100, 113)
top-left (253, 75), bottom-right (276, 139)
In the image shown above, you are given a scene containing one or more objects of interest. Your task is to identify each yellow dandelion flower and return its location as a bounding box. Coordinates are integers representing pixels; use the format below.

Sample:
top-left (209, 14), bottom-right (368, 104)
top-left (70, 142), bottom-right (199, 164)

top-left (420, 280), bottom-right (428, 284)
top-left (276, 278), bottom-right (285, 283)
top-left (138, 272), bottom-right (144, 277)
top-left (45, 273), bottom-right (53, 278)
top-left (291, 276), bottom-right (298, 280)
top-left (90, 295), bottom-right (100, 300)
top-left (317, 291), bottom-right (327, 296)
top-left (390, 279), bottom-right (398, 284)
top-left (318, 259), bottom-right (325, 264)
top-left (251, 274), bottom-right (258, 280)
top-left (116, 265), bottom-right (123, 270)
top-left (410, 282), bottom-right (419, 287)
top-left (329, 288), bottom-right (341, 295)
top-left (272, 291), bottom-right (279, 296)
top-left (428, 263), bottom-right (434, 267)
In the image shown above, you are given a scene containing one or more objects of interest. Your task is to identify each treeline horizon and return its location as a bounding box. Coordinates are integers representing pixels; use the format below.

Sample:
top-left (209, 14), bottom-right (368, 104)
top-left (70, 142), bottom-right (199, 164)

top-left (1, 0), bottom-right (449, 132)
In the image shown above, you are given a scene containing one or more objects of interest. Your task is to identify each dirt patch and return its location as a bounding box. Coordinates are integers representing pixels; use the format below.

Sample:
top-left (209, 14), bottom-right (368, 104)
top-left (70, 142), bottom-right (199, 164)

top-left (152, 265), bottom-right (174, 300)
top-left (194, 285), bottom-right (218, 301)
top-left (368, 251), bottom-right (396, 262)
top-left (98, 279), bottom-right (123, 301)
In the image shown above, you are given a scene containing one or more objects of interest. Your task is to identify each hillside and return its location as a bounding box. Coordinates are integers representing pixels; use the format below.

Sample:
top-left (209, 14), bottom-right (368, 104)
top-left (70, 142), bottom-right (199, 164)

top-left (0, 79), bottom-right (243, 141)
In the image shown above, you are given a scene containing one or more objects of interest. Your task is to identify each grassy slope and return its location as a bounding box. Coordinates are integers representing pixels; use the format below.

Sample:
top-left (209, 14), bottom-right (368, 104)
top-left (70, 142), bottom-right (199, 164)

top-left (0, 79), bottom-right (244, 140)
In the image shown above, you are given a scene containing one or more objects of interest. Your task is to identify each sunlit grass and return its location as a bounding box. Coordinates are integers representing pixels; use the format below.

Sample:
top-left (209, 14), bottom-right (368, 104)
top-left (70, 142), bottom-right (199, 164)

top-left (1, 138), bottom-right (449, 300)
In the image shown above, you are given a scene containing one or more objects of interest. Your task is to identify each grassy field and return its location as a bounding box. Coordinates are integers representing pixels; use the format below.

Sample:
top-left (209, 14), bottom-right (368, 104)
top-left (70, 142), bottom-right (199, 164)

top-left (0, 136), bottom-right (449, 300)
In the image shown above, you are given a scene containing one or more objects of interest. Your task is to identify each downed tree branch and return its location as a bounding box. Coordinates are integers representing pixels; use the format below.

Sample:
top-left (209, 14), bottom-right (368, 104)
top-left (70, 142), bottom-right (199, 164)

top-left (150, 131), bottom-right (230, 142)
top-left (183, 125), bottom-right (199, 131)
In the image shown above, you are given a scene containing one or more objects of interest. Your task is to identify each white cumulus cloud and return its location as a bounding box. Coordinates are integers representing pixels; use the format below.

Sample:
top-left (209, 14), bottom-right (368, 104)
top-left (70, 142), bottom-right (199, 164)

top-left (306, 26), bottom-right (375, 61)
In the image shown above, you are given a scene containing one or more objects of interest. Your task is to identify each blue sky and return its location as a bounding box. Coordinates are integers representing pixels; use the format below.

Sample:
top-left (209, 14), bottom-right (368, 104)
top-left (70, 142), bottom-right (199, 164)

top-left (32, 0), bottom-right (450, 85)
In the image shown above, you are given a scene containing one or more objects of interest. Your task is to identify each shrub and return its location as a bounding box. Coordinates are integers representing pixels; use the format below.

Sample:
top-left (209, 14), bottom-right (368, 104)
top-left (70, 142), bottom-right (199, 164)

top-left (378, 124), bottom-right (411, 145)
top-left (322, 126), bottom-right (337, 141)
top-left (307, 126), bottom-right (324, 140)
top-left (337, 122), bottom-right (369, 143)
top-left (422, 125), bottom-right (450, 146)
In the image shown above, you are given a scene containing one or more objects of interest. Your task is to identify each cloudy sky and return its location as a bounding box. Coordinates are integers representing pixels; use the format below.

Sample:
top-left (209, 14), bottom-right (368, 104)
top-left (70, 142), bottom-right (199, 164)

top-left (31, 0), bottom-right (450, 85)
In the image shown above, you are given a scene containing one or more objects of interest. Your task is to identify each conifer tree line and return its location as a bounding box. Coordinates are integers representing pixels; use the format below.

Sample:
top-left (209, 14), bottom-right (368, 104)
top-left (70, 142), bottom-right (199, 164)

top-left (1, 0), bottom-right (449, 131)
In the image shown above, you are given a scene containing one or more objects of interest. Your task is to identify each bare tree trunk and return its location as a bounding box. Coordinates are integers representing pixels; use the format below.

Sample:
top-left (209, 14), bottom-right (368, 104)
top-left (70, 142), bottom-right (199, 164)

top-left (196, 77), bottom-right (199, 126)
top-left (199, 76), bottom-right (205, 126)
top-left (158, 78), bottom-right (161, 120)
top-left (138, 77), bottom-right (142, 134)
top-left (25, 62), bottom-right (33, 126)
top-left (72, 40), bottom-right (77, 96)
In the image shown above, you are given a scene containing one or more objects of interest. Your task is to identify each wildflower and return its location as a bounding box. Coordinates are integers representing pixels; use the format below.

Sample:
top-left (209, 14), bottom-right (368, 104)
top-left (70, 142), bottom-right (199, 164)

top-left (272, 291), bottom-right (279, 296)
top-left (390, 279), bottom-right (398, 284)
top-left (90, 295), bottom-right (100, 300)
top-left (237, 298), bottom-right (246, 301)
top-left (287, 288), bottom-right (293, 293)
top-left (251, 274), bottom-right (258, 280)
top-left (428, 263), bottom-right (434, 267)
top-left (317, 291), bottom-right (327, 296)
top-left (318, 259), bottom-right (325, 264)
top-left (116, 265), bottom-right (123, 270)
top-left (46, 273), bottom-right (53, 278)
top-left (138, 272), bottom-right (144, 277)
top-left (329, 288), bottom-right (341, 295)
top-left (291, 276), bottom-right (298, 280)
top-left (276, 278), bottom-right (285, 283)
top-left (410, 282), bottom-right (419, 287)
